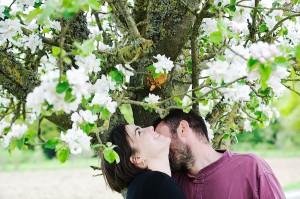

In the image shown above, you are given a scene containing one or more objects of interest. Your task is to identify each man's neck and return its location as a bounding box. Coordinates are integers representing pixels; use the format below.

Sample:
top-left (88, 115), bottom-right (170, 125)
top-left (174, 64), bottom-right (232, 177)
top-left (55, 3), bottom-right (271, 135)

top-left (188, 143), bottom-right (223, 174)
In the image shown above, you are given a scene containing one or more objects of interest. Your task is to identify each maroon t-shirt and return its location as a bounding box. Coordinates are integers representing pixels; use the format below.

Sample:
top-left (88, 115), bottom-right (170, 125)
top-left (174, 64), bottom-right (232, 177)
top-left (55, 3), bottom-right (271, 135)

top-left (172, 150), bottom-right (285, 199)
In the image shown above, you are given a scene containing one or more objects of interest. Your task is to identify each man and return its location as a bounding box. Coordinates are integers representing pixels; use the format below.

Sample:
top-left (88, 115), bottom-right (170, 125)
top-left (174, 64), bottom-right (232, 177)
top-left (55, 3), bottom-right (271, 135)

top-left (154, 109), bottom-right (285, 199)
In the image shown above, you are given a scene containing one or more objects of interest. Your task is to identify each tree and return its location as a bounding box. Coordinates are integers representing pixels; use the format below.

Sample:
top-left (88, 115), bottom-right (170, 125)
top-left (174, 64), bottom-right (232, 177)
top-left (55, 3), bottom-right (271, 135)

top-left (0, 0), bottom-right (300, 164)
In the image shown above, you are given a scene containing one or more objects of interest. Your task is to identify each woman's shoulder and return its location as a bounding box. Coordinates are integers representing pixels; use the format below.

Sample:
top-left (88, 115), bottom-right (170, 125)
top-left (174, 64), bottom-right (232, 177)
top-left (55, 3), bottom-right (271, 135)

top-left (127, 170), bottom-right (186, 199)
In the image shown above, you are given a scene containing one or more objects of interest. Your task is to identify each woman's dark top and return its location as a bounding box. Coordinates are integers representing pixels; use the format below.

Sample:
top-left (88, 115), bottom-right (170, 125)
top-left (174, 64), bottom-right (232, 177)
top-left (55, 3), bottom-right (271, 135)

top-left (126, 170), bottom-right (187, 199)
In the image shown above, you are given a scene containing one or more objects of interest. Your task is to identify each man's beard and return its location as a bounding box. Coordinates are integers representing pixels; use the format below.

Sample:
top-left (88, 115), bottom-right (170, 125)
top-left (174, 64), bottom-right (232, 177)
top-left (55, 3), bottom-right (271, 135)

top-left (169, 139), bottom-right (195, 172)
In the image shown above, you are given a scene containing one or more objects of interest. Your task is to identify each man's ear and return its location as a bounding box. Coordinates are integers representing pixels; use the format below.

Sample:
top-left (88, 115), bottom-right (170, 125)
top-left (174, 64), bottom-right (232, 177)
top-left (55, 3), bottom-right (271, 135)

top-left (177, 120), bottom-right (190, 138)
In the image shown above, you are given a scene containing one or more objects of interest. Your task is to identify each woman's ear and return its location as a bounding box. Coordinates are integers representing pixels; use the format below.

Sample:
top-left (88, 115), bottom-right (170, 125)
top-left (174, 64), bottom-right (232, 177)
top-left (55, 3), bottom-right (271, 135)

top-left (130, 155), bottom-right (146, 168)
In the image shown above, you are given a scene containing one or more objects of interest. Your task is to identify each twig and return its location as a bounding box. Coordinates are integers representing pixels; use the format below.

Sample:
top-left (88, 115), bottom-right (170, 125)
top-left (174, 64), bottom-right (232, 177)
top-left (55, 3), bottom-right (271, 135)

top-left (282, 83), bottom-right (300, 96)
top-left (258, 13), bottom-right (300, 42)
top-left (236, 4), bottom-right (300, 14)
top-left (178, 0), bottom-right (199, 16)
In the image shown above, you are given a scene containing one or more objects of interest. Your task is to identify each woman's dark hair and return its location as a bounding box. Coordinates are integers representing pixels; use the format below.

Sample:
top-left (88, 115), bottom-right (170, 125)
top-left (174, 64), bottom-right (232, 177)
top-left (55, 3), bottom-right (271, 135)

top-left (101, 124), bottom-right (145, 193)
top-left (153, 108), bottom-right (209, 142)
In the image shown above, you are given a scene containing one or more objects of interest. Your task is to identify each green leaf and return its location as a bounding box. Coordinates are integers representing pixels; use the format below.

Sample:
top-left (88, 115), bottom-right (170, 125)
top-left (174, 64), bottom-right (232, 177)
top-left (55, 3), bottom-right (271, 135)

top-left (209, 31), bottom-right (222, 43)
top-left (248, 57), bottom-right (260, 71)
top-left (38, 3), bottom-right (54, 24)
top-left (3, 7), bottom-right (10, 18)
top-left (63, 56), bottom-right (72, 65)
top-left (88, 0), bottom-right (101, 10)
top-left (63, 11), bottom-right (75, 19)
top-left (64, 88), bottom-right (76, 103)
top-left (119, 104), bottom-right (134, 124)
top-left (274, 56), bottom-right (290, 68)
top-left (295, 44), bottom-right (300, 63)
top-left (259, 23), bottom-right (267, 33)
top-left (57, 148), bottom-right (70, 163)
top-left (109, 70), bottom-right (124, 83)
top-left (16, 137), bottom-right (25, 150)
top-left (173, 97), bottom-right (183, 106)
top-left (91, 105), bottom-right (102, 114)
top-left (104, 149), bottom-right (120, 164)
top-left (223, 133), bottom-right (230, 139)
top-left (101, 108), bottom-right (111, 120)
top-left (147, 65), bottom-right (155, 71)
top-left (34, 2), bottom-right (42, 8)
top-left (56, 82), bottom-right (69, 94)
top-left (75, 40), bottom-right (95, 56)
top-left (45, 139), bottom-right (59, 149)
top-left (259, 64), bottom-right (272, 89)
top-left (26, 8), bottom-right (43, 22)
top-left (52, 46), bottom-right (61, 57)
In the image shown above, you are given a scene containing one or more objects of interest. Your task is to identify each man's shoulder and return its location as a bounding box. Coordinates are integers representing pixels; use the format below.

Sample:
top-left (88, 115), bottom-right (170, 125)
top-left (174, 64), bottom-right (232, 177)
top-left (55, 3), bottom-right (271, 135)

top-left (230, 151), bottom-right (273, 174)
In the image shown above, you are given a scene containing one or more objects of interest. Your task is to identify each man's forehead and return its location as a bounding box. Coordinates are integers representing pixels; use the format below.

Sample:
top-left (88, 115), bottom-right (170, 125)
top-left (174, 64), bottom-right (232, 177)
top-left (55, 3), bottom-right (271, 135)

top-left (155, 122), bottom-right (170, 131)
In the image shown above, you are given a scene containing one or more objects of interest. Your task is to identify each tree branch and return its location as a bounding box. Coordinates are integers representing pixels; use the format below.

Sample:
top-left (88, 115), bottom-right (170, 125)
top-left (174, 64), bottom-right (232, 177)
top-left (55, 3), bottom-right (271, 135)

top-left (258, 13), bottom-right (300, 42)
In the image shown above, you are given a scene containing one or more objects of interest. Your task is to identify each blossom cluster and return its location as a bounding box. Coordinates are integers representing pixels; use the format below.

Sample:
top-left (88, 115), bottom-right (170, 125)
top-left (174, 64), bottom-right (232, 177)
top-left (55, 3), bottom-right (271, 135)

top-left (2, 124), bottom-right (28, 148)
top-left (145, 94), bottom-right (160, 105)
top-left (60, 126), bottom-right (92, 154)
top-left (249, 42), bottom-right (281, 63)
top-left (153, 54), bottom-right (174, 74)
top-left (71, 110), bottom-right (98, 125)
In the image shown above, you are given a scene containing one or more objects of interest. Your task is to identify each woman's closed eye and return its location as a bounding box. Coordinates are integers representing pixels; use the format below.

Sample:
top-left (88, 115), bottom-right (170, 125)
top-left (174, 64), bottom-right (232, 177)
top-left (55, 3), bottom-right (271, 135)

top-left (136, 128), bottom-right (142, 136)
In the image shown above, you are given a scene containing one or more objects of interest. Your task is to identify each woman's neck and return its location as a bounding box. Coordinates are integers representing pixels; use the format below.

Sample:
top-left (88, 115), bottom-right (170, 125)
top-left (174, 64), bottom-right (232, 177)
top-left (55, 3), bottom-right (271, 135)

top-left (147, 158), bottom-right (171, 176)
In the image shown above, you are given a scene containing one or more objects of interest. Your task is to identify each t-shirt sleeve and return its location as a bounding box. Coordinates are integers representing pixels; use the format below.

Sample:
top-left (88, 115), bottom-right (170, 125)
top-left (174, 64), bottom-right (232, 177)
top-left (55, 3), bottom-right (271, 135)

top-left (258, 173), bottom-right (286, 199)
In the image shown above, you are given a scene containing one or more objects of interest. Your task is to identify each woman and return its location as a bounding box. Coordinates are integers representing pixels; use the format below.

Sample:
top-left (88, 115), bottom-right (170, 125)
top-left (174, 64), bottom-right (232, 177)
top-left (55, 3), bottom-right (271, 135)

top-left (101, 124), bottom-right (186, 199)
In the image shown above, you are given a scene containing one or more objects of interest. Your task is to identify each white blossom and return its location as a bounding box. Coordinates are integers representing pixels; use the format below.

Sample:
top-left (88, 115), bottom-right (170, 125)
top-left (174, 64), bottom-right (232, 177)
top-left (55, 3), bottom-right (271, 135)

top-left (221, 83), bottom-right (251, 104)
top-left (21, 33), bottom-right (43, 53)
top-left (71, 110), bottom-right (97, 124)
top-left (264, 16), bottom-right (277, 31)
top-left (145, 94), bottom-right (160, 105)
top-left (106, 100), bottom-right (117, 114)
top-left (44, 20), bottom-right (61, 31)
top-left (60, 126), bottom-right (92, 154)
top-left (0, 121), bottom-right (9, 136)
top-left (75, 54), bottom-right (101, 74)
top-left (249, 41), bottom-right (281, 63)
top-left (214, 0), bottom-right (230, 6)
top-left (0, 5), bottom-right (5, 19)
top-left (115, 64), bottom-right (134, 77)
top-left (0, 19), bottom-right (23, 45)
top-left (204, 120), bottom-right (214, 142)
top-left (202, 59), bottom-right (247, 84)
top-left (2, 124), bottom-right (28, 148)
top-left (153, 54), bottom-right (174, 74)
top-left (257, 104), bottom-right (273, 119)
top-left (26, 86), bottom-right (45, 115)
top-left (39, 54), bottom-right (58, 73)
top-left (92, 75), bottom-right (116, 94)
top-left (244, 120), bottom-right (253, 132)
top-left (267, 67), bottom-right (289, 97)
top-left (91, 93), bottom-right (117, 114)
top-left (66, 67), bottom-right (91, 99)
top-left (0, 96), bottom-right (10, 107)
top-left (16, 0), bottom-right (37, 7)
top-left (201, 18), bottom-right (218, 36)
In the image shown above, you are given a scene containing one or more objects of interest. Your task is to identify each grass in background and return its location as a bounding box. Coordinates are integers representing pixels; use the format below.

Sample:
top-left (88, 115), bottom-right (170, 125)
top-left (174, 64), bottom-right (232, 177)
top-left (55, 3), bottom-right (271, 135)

top-left (0, 147), bottom-right (99, 172)
top-left (283, 181), bottom-right (300, 192)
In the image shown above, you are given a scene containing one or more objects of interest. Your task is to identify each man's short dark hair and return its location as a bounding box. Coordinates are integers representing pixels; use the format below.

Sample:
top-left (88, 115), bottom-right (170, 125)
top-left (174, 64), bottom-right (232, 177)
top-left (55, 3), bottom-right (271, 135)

top-left (153, 109), bottom-right (209, 142)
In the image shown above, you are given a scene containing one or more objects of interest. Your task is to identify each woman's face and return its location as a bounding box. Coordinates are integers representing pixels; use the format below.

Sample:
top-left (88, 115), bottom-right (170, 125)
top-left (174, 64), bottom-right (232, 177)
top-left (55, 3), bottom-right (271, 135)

top-left (125, 125), bottom-right (171, 160)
